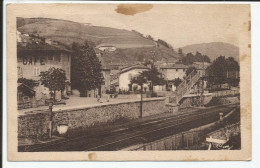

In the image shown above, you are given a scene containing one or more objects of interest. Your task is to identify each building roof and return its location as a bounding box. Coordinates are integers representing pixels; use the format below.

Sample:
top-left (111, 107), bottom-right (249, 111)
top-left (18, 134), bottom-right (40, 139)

top-left (160, 64), bottom-right (189, 69)
top-left (17, 83), bottom-right (35, 96)
top-left (120, 64), bottom-right (150, 74)
top-left (17, 33), bottom-right (71, 53)
top-left (96, 44), bottom-right (116, 48)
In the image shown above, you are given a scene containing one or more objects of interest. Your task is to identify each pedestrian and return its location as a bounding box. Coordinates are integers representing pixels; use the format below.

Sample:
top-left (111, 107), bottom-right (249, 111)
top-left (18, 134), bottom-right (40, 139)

top-left (97, 95), bottom-right (100, 102)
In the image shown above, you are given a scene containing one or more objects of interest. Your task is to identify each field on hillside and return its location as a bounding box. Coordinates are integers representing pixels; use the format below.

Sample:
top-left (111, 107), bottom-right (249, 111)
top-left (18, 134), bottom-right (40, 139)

top-left (17, 17), bottom-right (181, 64)
top-left (17, 17), bottom-right (155, 47)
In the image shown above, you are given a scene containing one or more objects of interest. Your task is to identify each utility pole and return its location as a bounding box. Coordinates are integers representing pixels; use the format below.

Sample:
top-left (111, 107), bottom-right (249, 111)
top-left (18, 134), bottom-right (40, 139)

top-left (150, 51), bottom-right (156, 69)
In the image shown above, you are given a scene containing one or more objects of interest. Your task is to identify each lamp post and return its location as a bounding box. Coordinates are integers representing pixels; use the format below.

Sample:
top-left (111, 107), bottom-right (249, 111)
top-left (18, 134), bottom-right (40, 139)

top-left (200, 55), bottom-right (205, 107)
top-left (150, 51), bottom-right (156, 68)
top-left (48, 101), bottom-right (53, 138)
top-left (140, 84), bottom-right (143, 118)
top-left (139, 76), bottom-right (147, 119)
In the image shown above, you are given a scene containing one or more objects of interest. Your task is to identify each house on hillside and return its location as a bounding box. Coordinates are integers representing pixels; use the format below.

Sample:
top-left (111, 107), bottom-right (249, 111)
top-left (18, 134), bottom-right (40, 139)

top-left (17, 31), bottom-right (72, 108)
top-left (192, 62), bottom-right (211, 76)
top-left (96, 44), bottom-right (117, 52)
top-left (118, 64), bottom-right (150, 91)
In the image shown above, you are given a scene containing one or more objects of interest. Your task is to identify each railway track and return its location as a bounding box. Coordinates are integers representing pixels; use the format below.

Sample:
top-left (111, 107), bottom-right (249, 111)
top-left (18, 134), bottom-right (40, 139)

top-left (19, 104), bottom-right (239, 151)
top-left (86, 106), bottom-right (239, 151)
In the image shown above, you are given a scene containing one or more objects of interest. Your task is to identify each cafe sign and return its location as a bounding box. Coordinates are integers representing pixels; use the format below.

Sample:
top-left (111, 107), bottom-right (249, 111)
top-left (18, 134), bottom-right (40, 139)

top-left (22, 56), bottom-right (45, 65)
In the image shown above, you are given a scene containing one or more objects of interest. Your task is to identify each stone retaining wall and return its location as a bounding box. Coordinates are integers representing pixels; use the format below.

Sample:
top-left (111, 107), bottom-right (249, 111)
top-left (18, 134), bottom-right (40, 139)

top-left (18, 98), bottom-right (167, 138)
top-left (179, 95), bottom-right (213, 109)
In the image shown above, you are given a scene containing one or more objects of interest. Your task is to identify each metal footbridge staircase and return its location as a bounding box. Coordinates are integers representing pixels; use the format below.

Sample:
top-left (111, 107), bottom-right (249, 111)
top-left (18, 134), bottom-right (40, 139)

top-left (175, 70), bottom-right (202, 104)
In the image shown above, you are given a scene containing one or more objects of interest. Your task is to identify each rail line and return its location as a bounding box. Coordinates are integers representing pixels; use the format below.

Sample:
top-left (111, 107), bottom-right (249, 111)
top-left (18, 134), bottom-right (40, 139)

top-left (85, 107), bottom-right (238, 151)
top-left (19, 104), bottom-right (239, 151)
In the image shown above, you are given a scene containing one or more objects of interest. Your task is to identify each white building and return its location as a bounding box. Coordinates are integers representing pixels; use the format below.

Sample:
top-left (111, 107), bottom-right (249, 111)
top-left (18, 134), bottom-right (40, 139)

top-left (118, 65), bottom-right (149, 91)
top-left (160, 64), bottom-right (189, 80)
top-left (159, 64), bottom-right (189, 91)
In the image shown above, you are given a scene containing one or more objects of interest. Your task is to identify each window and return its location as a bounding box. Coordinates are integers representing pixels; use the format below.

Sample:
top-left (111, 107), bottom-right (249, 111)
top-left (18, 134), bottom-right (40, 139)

top-left (54, 55), bottom-right (61, 62)
top-left (48, 55), bottom-right (53, 60)
top-left (17, 67), bottom-right (23, 77)
top-left (33, 67), bottom-right (40, 77)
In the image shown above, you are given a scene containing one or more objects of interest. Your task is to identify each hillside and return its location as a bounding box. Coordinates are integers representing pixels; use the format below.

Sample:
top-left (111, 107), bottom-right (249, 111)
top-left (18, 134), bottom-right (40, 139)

top-left (17, 17), bottom-right (180, 64)
top-left (180, 42), bottom-right (239, 62)
top-left (101, 45), bottom-right (180, 65)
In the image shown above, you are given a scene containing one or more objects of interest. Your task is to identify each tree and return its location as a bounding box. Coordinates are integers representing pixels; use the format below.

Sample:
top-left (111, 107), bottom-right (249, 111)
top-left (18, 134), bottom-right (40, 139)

top-left (71, 42), bottom-right (103, 96)
top-left (39, 67), bottom-right (67, 101)
top-left (172, 78), bottom-right (183, 88)
top-left (130, 73), bottom-right (148, 88)
top-left (207, 56), bottom-right (239, 89)
top-left (139, 67), bottom-right (166, 93)
top-left (146, 35), bottom-right (154, 41)
top-left (157, 39), bottom-right (170, 48)
top-left (181, 52), bottom-right (211, 65)
top-left (178, 48), bottom-right (184, 57)
top-left (182, 52), bottom-right (194, 65)
top-left (186, 66), bottom-right (197, 76)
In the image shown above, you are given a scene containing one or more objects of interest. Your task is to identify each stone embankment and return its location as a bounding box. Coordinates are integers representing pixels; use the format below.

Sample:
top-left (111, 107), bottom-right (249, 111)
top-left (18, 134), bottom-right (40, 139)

top-left (18, 98), bottom-right (167, 140)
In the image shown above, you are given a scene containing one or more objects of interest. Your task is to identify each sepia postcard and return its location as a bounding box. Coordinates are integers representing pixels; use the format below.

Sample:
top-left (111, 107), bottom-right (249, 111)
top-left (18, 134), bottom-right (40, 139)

top-left (6, 3), bottom-right (251, 161)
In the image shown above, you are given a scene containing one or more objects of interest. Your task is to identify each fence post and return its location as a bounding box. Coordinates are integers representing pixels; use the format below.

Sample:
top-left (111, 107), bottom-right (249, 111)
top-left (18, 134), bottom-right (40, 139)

top-left (181, 133), bottom-right (184, 149)
top-left (191, 133), bottom-right (194, 146)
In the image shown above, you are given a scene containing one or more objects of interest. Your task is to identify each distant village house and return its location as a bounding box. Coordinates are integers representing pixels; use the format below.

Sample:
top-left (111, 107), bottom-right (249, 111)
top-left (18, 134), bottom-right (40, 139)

top-left (96, 44), bottom-right (117, 52)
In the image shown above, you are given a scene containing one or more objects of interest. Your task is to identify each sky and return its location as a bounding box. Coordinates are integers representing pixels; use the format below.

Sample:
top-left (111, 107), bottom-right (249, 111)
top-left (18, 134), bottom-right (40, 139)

top-left (11, 3), bottom-right (250, 48)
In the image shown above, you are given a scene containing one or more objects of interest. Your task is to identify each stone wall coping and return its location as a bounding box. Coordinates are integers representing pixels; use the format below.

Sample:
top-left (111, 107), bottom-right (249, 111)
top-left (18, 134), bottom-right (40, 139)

top-left (18, 97), bottom-right (166, 116)
top-left (165, 103), bottom-right (179, 107)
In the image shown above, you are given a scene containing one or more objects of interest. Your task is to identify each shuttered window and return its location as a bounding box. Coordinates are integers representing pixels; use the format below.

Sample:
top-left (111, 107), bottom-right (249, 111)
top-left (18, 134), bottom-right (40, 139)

top-left (33, 67), bottom-right (40, 77)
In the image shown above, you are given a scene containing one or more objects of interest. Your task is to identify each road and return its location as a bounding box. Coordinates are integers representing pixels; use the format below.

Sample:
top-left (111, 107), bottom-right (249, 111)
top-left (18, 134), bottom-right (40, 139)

top-left (19, 104), bottom-right (239, 152)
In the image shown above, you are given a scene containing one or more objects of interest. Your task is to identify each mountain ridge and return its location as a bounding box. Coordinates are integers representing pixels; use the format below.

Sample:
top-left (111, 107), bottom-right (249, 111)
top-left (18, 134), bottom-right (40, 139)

top-left (180, 42), bottom-right (239, 62)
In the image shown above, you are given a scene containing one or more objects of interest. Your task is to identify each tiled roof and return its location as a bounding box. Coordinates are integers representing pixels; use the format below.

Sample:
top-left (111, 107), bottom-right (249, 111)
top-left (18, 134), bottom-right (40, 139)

top-left (160, 64), bottom-right (189, 69)
top-left (120, 64), bottom-right (150, 74)
top-left (96, 44), bottom-right (116, 48)
top-left (17, 33), bottom-right (71, 52)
